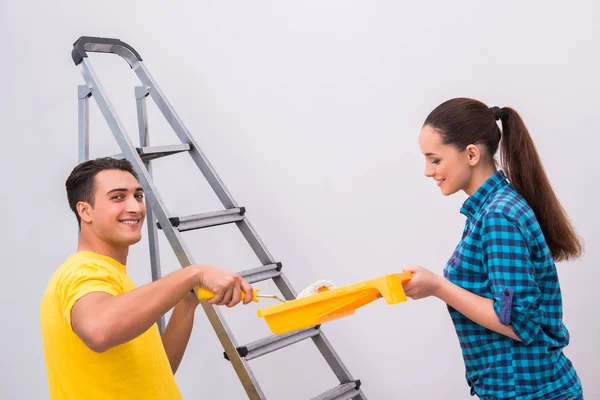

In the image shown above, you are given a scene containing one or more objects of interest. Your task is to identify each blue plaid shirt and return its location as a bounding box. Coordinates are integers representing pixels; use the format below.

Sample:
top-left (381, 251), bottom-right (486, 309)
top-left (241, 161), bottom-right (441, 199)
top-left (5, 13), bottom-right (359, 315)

top-left (443, 170), bottom-right (582, 399)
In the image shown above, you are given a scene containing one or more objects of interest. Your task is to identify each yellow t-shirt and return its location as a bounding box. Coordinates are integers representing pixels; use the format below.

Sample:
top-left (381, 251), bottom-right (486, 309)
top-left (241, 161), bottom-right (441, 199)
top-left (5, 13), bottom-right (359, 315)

top-left (40, 251), bottom-right (182, 400)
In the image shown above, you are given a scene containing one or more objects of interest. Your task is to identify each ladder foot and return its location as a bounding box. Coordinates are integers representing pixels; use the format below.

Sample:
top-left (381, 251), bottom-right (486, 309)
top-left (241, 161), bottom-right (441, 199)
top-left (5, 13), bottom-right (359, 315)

top-left (311, 380), bottom-right (362, 400)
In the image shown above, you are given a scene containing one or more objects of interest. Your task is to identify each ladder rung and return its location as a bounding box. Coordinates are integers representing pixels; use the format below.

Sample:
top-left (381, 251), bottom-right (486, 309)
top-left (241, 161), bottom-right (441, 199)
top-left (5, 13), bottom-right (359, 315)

top-left (137, 143), bottom-right (191, 161)
top-left (311, 381), bottom-right (362, 400)
top-left (238, 263), bottom-right (283, 284)
top-left (224, 326), bottom-right (321, 362)
top-left (110, 143), bottom-right (191, 162)
top-left (157, 207), bottom-right (245, 232)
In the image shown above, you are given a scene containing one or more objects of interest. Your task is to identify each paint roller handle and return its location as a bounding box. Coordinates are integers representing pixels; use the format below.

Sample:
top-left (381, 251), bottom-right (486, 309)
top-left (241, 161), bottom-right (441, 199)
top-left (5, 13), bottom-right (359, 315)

top-left (196, 287), bottom-right (260, 303)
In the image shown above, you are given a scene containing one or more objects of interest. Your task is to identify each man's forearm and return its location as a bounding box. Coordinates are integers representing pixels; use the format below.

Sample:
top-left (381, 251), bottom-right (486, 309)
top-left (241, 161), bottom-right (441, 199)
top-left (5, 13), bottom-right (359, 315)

top-left (162, 297), bottom-right (197, 374)
top-left (435, 277), bottom-right (520, 341)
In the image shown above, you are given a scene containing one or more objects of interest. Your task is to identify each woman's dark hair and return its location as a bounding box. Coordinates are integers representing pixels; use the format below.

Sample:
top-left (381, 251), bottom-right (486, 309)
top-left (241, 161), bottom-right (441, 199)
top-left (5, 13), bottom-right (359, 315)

top-left (424, 97), bottom-right (582, 261)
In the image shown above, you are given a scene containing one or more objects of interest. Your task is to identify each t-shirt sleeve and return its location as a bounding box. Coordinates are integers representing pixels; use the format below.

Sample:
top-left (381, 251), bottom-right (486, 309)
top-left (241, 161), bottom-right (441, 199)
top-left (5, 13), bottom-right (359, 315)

top-left (56, 263), bottom-right (123, 327)
top-left (481, 212), bottom-right (543, 345)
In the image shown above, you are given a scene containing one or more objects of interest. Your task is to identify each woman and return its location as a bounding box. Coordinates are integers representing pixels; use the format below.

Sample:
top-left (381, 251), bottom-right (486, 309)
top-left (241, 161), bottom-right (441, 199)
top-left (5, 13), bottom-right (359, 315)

top-left (403, 98), bottom-right (584, 399)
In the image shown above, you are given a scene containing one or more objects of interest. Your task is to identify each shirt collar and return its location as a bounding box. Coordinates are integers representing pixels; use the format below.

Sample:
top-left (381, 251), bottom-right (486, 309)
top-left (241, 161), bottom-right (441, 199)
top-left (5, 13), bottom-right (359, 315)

top-left (73, 250), bottom-right (127, 273)
top-left (460, 170), bottom-right (509, 218)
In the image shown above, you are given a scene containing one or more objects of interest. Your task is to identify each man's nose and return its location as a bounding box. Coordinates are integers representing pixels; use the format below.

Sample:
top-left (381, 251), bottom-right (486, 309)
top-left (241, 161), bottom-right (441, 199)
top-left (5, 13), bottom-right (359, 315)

top-left (125, 196), bottom-right (143, 213)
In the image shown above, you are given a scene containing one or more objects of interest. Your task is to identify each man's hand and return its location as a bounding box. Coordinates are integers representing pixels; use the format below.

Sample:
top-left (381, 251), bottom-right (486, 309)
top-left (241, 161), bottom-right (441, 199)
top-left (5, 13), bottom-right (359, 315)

top-left (181, 290), bottom-right (200, 308)
top-left (196, 265), bottom-right (253, 307)
top-left (401, 265), bottom-right (442, 300)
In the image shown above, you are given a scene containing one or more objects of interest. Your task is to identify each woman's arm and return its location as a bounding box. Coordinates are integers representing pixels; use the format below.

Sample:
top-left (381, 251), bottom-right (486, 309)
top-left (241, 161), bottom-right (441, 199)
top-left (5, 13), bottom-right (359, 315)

top-left (402, 266), bottom-right (520, 341)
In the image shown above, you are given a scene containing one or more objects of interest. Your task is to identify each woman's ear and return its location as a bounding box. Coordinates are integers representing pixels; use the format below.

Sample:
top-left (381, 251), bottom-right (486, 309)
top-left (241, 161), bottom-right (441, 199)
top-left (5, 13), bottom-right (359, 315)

top-left (465, 144), bottom-right (481, 166)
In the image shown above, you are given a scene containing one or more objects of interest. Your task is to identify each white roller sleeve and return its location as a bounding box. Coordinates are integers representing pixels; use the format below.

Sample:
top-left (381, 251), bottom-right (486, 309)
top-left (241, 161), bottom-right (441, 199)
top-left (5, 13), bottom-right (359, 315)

top-left (297, 280), bottom-right (337, 298)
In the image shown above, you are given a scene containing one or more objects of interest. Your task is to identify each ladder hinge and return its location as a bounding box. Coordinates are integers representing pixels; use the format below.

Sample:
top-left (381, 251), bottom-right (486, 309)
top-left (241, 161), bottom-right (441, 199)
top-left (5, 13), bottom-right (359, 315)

top-left (156, 217), bottom-right (180, 229)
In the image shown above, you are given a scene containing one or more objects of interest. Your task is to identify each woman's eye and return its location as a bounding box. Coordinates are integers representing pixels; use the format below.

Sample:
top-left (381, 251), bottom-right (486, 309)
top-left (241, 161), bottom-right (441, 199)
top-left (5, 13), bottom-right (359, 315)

top-left (431, 159), bottom-right (440, 164)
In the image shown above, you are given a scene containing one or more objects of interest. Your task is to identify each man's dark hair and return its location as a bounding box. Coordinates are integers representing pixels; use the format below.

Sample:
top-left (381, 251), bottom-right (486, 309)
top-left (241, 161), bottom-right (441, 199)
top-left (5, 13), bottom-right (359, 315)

top-left (66, 157), bottom-right (139, 226)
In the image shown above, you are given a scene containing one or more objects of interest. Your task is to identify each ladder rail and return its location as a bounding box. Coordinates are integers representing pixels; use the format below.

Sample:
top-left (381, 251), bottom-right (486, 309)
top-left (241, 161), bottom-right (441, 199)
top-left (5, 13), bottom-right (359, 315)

top-left (77, 57), bottom-right (266, 400)
top-left (77, 85), bottom-right (92, 163)
top-left (135, 85), bottom-right (165, 333)
top-left (140, 78), bottom-right (361, 380)
top-left (135, 64), bottom-right (239, 211)
top-left (133, 63), bottom-right (283, 267)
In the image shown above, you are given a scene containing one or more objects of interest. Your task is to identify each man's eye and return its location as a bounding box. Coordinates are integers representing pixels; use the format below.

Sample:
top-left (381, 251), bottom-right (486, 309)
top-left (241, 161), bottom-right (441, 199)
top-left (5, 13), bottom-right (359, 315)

top-left (112, 195), bottom-right (124, 200)
top-left (135, 194), bottom-right (144, 199)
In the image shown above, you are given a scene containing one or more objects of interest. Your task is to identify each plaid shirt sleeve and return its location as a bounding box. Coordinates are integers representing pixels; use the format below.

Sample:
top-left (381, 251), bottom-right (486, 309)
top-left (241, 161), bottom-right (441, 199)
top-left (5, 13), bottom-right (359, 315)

top-left (481, 212), bottom-right (544, 345)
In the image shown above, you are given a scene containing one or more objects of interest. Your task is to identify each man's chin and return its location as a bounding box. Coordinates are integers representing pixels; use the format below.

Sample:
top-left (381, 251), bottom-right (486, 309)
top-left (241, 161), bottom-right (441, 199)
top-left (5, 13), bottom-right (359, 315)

top-left (127, 235), bottom-right (143, 245)
top-left (116, 234), bottom-right (143, 247)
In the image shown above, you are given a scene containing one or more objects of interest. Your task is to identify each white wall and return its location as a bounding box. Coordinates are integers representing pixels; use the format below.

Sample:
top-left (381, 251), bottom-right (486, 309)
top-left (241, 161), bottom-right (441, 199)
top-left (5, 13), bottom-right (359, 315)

top-left (1, 1), bottom-right (598, 399)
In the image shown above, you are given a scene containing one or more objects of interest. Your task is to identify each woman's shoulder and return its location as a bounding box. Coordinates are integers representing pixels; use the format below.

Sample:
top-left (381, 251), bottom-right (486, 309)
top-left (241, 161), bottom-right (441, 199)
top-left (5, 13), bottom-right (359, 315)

top-left (482, 184), bottom-right (538, 229)
top-left (479, 184), bottom-right (552, 259)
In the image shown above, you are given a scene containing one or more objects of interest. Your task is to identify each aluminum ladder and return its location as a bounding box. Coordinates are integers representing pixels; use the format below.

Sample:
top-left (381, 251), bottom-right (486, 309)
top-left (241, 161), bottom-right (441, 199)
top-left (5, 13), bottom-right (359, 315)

top-left (73, 36), bottom-right (365, 400)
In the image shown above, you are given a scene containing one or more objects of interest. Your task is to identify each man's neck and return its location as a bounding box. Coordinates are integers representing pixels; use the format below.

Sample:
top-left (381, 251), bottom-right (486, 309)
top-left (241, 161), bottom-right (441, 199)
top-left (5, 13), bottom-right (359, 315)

top-left (77, 234), bottom-right (129, 266)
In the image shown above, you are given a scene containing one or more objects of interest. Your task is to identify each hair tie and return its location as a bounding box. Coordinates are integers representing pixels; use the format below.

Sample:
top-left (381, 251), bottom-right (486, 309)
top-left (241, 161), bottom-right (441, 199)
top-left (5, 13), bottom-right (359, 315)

top-left (490, 106), bottom-right (503, 121)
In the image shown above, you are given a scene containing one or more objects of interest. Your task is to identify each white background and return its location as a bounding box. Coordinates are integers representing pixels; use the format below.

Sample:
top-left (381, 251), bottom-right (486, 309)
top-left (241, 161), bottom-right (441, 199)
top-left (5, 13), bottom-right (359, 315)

top-left (1, 1), bottom-right (598, 399)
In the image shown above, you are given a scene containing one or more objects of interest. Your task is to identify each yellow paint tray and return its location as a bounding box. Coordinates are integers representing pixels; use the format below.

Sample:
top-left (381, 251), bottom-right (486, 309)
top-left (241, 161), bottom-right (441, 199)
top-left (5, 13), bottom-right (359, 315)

top-left (257, 272), bottom-right (412, 334)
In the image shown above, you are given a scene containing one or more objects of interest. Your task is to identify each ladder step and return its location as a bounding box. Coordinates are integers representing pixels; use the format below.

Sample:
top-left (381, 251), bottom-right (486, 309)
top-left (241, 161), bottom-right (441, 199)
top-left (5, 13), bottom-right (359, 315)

top-left (224, 326), bottom-right (321, 362)
top-left (137, 143), bottom-right (191, 161)
top-left (238, 263), bottom-right (283, 284)
top-left (311, 381), bottom-right (362, 400)
top-left (157, 207), bottom-right (245, 232)
top-left (111, 143), bottom-right (191, 162)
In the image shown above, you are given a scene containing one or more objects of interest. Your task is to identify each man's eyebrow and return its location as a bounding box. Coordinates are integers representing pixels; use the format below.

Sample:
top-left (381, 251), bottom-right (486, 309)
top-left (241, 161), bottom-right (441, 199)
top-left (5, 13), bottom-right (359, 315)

top-left (106, 187), bottom-right (144, 195)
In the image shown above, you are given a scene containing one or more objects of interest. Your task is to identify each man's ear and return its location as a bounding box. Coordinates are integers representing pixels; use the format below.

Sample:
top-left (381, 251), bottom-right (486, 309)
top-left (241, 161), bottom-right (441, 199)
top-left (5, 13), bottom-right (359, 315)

top-left (77, 202), bottom-right (93, 223)
top-left (465, 144), bottom-right (481, 166)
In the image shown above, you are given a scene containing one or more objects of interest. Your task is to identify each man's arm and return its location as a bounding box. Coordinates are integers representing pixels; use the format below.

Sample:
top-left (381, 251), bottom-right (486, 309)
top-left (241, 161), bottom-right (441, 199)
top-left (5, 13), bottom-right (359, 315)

top-left (71, 265), bottom-right (252, 353)
top-left (161, 292), bottom-right (199, 374)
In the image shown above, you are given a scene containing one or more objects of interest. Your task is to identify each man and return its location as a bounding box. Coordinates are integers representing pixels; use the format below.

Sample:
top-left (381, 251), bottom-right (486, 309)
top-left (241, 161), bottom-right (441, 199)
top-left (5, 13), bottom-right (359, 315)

top-left (40, 157), bottom-right (254, 399)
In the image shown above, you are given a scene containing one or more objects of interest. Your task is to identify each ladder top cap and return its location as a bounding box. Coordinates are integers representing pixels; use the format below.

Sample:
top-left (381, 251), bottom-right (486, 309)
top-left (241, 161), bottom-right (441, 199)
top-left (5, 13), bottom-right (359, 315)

top-left (72, 36), bottom-right (143, 66)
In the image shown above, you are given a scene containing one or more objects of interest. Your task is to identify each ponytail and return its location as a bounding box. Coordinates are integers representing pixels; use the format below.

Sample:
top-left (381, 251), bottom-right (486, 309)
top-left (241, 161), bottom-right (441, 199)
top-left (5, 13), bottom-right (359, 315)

top-left (498, 107), bottom-right (583, 261)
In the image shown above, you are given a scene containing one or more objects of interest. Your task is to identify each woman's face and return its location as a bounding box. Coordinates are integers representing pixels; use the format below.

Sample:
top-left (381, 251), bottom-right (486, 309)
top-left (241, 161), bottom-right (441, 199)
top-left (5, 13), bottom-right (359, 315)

top-left (418, 124), bottom-right (473, 196)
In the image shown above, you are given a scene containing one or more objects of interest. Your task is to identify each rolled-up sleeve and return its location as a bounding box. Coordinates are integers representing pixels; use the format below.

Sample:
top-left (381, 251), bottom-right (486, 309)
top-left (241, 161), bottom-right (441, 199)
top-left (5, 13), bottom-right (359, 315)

top-left (481, 212), bottom-right (543, 345)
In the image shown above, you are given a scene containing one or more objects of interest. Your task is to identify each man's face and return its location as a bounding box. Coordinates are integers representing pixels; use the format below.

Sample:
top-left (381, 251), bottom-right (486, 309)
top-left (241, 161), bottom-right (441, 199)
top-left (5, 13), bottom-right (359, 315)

top-left (83, 169), bottom-right (146, 247)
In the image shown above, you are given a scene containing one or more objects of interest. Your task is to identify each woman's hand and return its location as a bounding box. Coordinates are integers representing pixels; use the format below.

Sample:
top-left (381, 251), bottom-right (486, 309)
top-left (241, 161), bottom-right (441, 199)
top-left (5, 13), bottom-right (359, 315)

top-left (401, 265), bottom-right (443, 300)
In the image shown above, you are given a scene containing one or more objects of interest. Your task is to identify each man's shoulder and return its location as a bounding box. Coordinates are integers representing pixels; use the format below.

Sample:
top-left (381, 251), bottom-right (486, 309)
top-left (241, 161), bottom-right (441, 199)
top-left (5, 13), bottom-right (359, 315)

top-left (40, 254), bottom-right (79, 319)
top-left (50, 253), bottom-right (94, 280)
top-left (41, 252), bottom-right (125, 316)
top-left (46, 252), bottom-right (123, 292)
